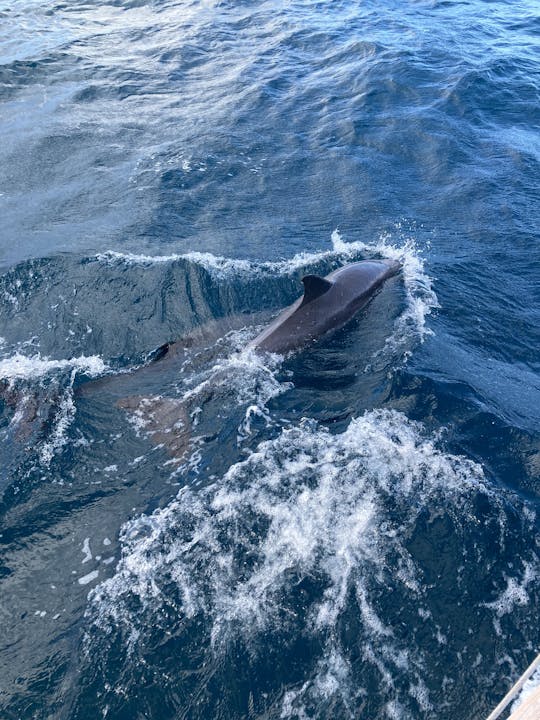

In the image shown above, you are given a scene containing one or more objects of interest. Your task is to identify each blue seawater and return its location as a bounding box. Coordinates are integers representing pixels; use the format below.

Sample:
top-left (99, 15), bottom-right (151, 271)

top-left (0, 1), bottom-right (539, 719)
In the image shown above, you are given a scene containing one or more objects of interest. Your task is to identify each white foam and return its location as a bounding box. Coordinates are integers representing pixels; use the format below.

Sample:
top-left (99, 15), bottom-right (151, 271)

top-left (8, 392), bottom-right (33, 428)
top-left (95, 245), bottom-right (334, 276)
top-left (117, 344), bottom-right (291, 459)
top-left (281, 650), bottom-right (353, 719)
top-left (0, 353), bottom-right (107, 383)
top-left (96, 249), bottom-right (202, 266)
top-left (39, 386), bottom-right (76, 465)
top-left (123, 398), bottom-right (155, 436)
top-left (3, 291), bottom-right (19, 309)
top-left (81, 538), bottom-right (92, 564)
top-left (482, 562), bottom-right (536, 635)
top-left (0, 353), bottom-right (106, 465)
top-left (97, 232), bottom-right (355, 275)
top-left (88, 409), bottom-right (487, 712)
top-left (184, 346), bottom-right (290, 439)
top-left (79, 570), bottom-right (99, 586)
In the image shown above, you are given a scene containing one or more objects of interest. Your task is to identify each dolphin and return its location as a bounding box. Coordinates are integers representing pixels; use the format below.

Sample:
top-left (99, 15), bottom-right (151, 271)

top-left (110, 259), bottom-right (401, 457)
top-left (2, 260), bottom-right (401, 459)
top-left (249, 259), bottom-right (401, 355)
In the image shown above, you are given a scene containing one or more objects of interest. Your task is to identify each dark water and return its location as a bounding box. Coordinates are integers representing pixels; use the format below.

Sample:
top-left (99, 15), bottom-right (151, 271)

top-left (1, 1), bottom-right (539, 719)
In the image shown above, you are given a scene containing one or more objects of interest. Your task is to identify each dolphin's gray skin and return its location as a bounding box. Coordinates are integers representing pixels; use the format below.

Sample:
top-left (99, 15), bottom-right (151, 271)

top-left (249, 259), bottom-right (401, 355)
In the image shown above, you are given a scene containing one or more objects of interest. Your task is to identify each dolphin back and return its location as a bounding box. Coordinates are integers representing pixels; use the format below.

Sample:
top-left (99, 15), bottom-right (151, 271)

top-left (251, 259), bottom-right (401, 355)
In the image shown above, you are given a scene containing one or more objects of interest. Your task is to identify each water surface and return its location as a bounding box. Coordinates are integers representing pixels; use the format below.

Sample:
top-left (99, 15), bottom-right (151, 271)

top-left (1, 1), bottom-right (539, 718)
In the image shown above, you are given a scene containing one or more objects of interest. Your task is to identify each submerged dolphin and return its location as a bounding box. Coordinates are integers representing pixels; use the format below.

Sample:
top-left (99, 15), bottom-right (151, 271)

top-left (249, 259), bottom-right (401, 355)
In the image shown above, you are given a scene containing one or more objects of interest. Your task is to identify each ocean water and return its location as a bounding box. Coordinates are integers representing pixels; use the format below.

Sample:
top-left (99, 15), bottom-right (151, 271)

top-left (0, 1), bottom-right (539, 719)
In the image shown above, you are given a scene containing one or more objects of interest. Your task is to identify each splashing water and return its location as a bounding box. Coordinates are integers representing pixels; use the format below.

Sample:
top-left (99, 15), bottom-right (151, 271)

top-left (82, 408), bottom-right (534, 719)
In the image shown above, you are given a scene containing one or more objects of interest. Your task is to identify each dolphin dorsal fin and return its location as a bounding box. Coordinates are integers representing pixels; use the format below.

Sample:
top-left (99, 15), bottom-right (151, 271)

top-left (300, 275), bottom-right (333, 305)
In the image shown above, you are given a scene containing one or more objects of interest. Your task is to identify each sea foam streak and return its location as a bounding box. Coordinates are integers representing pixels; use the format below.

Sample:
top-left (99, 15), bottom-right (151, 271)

top-left (183, 344), bottom-right (291, 442)
top-left (0, 353), bottom-right (107, 383)
top-left (86, 409), bottom-right (504, 717)
top-left (0, 353), bottom-right (107, 465)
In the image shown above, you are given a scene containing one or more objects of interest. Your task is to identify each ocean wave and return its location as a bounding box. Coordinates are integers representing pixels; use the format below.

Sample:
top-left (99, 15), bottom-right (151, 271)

top-left (97, 229), bottom-right (438, 352)
top-left (96, 228), bottom-right (412, 277)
